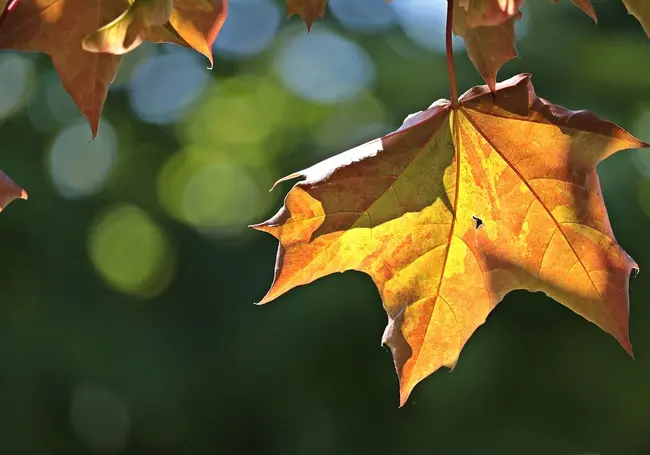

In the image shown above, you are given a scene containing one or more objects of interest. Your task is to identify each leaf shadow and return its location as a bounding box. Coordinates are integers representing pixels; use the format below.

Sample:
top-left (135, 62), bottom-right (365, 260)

top-left (300, 104), bottom-right (456, 243)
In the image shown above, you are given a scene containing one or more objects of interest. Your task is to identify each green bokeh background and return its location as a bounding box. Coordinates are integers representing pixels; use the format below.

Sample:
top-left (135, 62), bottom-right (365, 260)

top-left (1, 1), bottom-right (650, 454)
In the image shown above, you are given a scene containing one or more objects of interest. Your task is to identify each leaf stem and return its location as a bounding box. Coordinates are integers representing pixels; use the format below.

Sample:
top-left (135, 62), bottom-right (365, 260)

top-left (446, 0), bottom-right (459, 108)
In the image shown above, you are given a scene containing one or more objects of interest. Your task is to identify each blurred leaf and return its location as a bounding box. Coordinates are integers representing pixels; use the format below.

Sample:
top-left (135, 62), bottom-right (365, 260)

top-left (82, 0), bottom-right (175, 55)
top-left (453, 1), bottom-right (520, 92)
top-left (622, 0), bottom-right (650, 37)
top-left (0, 168), bottom-right (27, 213)
top-left (556, 0), bottom-right (648, 34)
top-left (457, 0), bottom-right (523, 27)
top-left (553, 0), bottom-right (597, 23)
top-left (0, 0), bottom-right (225, 137)
top-left (253, 74), bottom-right (647, 406)
top-left (0, 0), bottom-right (125, 137)
top-left (286, 0), bottom-right (326, 30)
top-left (82, 0), bottom-right (223, 61)
top-left (169, 0), bottom-right (227, 67)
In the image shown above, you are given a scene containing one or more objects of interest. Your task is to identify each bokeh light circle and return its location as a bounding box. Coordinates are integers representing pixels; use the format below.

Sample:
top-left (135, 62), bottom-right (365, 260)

top-left (156, 151), bottom-right (273, 237)
top-left (329, 0), bottom-right (396, 33)
top-left (70, 384), bottom-right (130, 453)
top-left (390, 0), bottom-right (463, 52)
top-left (128, 52), bottom-right (210, 125)
top-left (213, 0), bottom-right (281, 58)
top-left (0, 53), bottom-right (35, 120)
top-left (181, 163), bottom-right (260, 230)
top-left (48, 121), bottom-right (118, 199)
top-left (88, 204), bottom-right (175, 297)
top-left (275, 29), bottom-right (375, 104)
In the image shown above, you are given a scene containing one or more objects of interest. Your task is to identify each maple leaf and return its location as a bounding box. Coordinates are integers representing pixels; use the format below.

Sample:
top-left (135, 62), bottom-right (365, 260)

top-left (0, 169), bottom-right (27, 213)
top-left (457, 0), bottom-right (523, 27)
top-left (81, 0), bottom-right (221, 62)
top-left (252, 73), bottom-right (647, 406)
top-left (453, 1), bottom-right (520, 92)
top-left (82, 0), bottom-right (177, 55)
top-left (0, 0), bottom-right (226, 137)
top-left (286, 0), bottom-right (326, 30)
top-left (0, 0), bottom-right (126, 137)
top-left (169, 0), bottom-right (226, 67)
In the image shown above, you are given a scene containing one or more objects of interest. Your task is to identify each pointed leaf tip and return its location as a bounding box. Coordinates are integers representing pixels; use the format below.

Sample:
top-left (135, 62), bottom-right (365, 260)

top-left (270, 172), bottom-right (303, 192)
top-left (0, 169), bottom-right (27, 212)
top-left (621, 0), bottom-right (650, 37)
top-left (567, 0), bottom-right (598, 23)
top-left (285, 0), bottom-right (326, 29)
top-left (621, 336), bottom-right (634, 359)
top-left (398, 383), bottom-right (415, 408)
top-left (0, 0), bottom-right (227, 134)
top-left (168, 0), bottom-right (227, 68)
top-left (453, 2), bottom-right (520, 92)
top-left (254, 73), bottom-right (644, 402)
top-left (249, 222), bottom-right (271, 233)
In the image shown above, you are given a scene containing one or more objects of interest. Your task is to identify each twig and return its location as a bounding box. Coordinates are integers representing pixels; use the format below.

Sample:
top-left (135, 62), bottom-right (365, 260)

top-left (445, 0), bottom-right (458, 107)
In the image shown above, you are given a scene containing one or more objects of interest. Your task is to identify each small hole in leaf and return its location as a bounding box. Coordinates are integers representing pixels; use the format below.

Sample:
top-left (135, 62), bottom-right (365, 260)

top-left (631, 267), bottom-right (639, 280)
top-left (472, 215), bottom-right (483, 229)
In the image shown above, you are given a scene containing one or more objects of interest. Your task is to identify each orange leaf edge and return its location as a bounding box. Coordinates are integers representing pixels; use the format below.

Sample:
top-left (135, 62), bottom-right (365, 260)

top-left (252, 72), bottom-right (648, 406)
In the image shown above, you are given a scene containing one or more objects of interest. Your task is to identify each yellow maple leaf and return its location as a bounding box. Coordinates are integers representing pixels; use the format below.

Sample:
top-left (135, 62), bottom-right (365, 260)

top-left (253, 74), bottom-right (648, 405)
